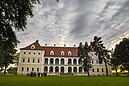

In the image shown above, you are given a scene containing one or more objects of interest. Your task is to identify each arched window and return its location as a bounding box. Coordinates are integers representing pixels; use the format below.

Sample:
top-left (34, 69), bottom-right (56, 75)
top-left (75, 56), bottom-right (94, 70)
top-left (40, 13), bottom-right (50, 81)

top-left (68, 51), bottom-right (72, 56)
top-left (79, 67), bottom-right (82, 73)
top-left (73, 67), bottom-right (77, 73)
top-left (49, 66), bottom-right (53, 73)
top-left (31, 44), bottom-right (35, 49)
top-left (50, 50), bottom-right (54, 55)
top-left (73, 59), bottom-right (77, 65)
top-left (68, 58), bottom-right (72, 65)
top-left (61, 58), bottom-right (64, 65)
top-left (68, 67), bottom-right (72, 73)
top-left (61, 51), bottom-right (64, 56)
top-left (55, 58), bottom-right (59, 65)
top-left (45, 58), bottom-right (48, 64)
top-left (44, 66), bottom-right (48, 73)
top-left (50, 58), bottom-right (54, 64)
top-left (61, 67), bottom-right (64, 73)
top-left (55, 66), bottom-right (59, 73)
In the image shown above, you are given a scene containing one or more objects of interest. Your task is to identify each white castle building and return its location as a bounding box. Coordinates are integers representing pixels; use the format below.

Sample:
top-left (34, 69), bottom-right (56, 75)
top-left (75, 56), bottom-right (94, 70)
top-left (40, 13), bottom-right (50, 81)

top-left (17, 40), bottom-right (112, 75)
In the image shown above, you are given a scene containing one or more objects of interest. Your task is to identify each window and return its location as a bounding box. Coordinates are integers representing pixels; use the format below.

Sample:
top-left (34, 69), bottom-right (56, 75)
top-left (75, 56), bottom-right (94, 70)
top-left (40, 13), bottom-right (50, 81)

top-left (32, 59), bottom-right (35, 63)
top-left (79, 67), bottom-right (82, 73)
top-left (50, 58), bottom-right (54, 64)
top-left (38, 52), bottom-right (40, 55)
top-left (97, 68), bottom-right (99, 72)
top-left (27, 67), bottom-right (29, 71)
top-left (73, 67), bottom-right (77, 73)
top-left (61, 51), bottom-right (64, 56)
top-left (44, 66), bottom-right (48, 72)
top-left (33, 52), bottom-right (35, 55)
top-left (22, 59), bottom-right (25, 63)
top-left (55, 66), bottom-right (59, 73)
top-left (61, 58), bottom-right (64, 65)
top-left (38, 59), bottom-right (40, 63)
top-left (31, 44), bottom-right (35, 49)
top-left (32, 68), bottom-right (34, 71)
top-left (73, 59), bottom-right (77, 65)
top-left (68, 51), bottom-right (72, 56)
top-left (49, 66), bottom-right (53, 73)
top-left (50, 50), bottom-right (54, 55)
top-left (37, 68), bottom-right (39, 72)
top-left (28, 59), bottom-right (30, 63)
top-left (68, 59), bottom-right (72, 65)
top-left (24, 52), bottom-right (26, 54)
top-left (96, 59), bottom-right (99, 64)
top-left (22, 67), bottom-right (24, 71)
top-left (55, 58), bottom-right (59, 65)
top-left (92, 68), bottom-right (94, 72)
top-left (45, 58), bottom-right (48, 64)
top-left (102, 68), bottom-right (104, 72)
top-left (29, 52), bottom-right (31, 54)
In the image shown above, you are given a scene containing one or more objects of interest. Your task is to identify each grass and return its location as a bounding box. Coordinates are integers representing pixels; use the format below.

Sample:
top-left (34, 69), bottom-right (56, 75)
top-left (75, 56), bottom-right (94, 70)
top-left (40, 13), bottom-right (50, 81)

top-left (0, 75), bottom-right (129, 86)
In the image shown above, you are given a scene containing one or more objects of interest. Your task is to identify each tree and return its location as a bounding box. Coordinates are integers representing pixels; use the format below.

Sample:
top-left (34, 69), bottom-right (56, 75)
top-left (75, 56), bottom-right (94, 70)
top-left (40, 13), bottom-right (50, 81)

top-left (92, 36), bottom-right (110, 76)
top-left (78, 42), bottom-right (92, 76)
top-left (112, 38), bottom-right (129, 74)
top-left (110, 57), bottom-right (120, 76)
top-left (0, 0), bottom-right (40, 74)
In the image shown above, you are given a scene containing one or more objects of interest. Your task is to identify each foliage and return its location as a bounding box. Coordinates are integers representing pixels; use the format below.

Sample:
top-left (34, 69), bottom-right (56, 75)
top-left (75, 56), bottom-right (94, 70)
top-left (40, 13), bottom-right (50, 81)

top-left (112, 38), bottom-right (129, 74)
top-left (92, 36), bottom-right (110, 76)
top-left (78, 42), bottom-right (92, 76)
top-left (7, 67), bottom-right (17, 75)
top-left (0, 0), bottom-right (40, 74)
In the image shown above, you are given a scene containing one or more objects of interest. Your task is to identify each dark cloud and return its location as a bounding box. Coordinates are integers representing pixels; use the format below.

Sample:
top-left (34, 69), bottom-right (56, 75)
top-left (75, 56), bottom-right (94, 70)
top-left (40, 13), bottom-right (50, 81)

top-left (15, 0), bottom-right (129, 49)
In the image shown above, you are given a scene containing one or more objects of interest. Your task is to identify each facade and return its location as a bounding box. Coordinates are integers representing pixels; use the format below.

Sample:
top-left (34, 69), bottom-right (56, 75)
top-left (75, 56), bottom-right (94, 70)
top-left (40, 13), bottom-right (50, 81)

top-left (17, 40), bottom-right (112, 75)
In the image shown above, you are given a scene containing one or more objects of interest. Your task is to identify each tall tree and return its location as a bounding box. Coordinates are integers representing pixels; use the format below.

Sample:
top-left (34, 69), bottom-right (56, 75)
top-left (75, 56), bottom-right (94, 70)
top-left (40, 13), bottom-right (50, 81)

top-left (0, 0), bottom-right (40, 74)
top-left (112, 38), bottom-right (129, 74)
top-left (92, 36), bottom-right (110, 76)
top-left (78, 42), bottom-right (92, 76)
top-left (110, 57), bottom-right (120, 76)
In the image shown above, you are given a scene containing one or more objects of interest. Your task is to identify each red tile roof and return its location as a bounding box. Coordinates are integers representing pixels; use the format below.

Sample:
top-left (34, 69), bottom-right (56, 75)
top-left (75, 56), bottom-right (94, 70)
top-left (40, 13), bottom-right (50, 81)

top-left (20, 41), bottom-right (78, 57)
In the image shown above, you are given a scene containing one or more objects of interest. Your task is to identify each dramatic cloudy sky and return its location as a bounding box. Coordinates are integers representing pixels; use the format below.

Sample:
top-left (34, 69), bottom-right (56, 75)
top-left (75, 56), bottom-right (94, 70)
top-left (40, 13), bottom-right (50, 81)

top-left (15, 0), bottom-right (129, 49)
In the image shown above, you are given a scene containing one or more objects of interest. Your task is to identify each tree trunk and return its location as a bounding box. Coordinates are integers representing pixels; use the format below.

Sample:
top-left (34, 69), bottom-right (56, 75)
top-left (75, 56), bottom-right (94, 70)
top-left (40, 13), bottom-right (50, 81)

top-left (4, 65), bottom-right (7, 74)
top-left (115, 67), bottom-right (118, 76)
top-left (104, 60), bottom-right (108, 76)
top-left (87, 70), bottom-right (90, 76)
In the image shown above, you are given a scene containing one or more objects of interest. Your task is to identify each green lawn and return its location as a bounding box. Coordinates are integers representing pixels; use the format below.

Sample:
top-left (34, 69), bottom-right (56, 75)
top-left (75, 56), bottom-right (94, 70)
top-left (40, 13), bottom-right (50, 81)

top-left (0, 75), bottom-right (129, 86)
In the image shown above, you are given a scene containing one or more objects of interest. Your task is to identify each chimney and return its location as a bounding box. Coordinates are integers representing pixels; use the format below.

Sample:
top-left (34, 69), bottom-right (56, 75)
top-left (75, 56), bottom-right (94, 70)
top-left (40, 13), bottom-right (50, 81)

top-left (45, 44), bottom-right (47, 46)
top-left (54, 44), bottom-right (56, 47)
top-left (74, 45), bottom-right (76, 47)
top-left (36, 40), bottom-right (38, 42)
top-left (64, 44), bottom-right (66, 47)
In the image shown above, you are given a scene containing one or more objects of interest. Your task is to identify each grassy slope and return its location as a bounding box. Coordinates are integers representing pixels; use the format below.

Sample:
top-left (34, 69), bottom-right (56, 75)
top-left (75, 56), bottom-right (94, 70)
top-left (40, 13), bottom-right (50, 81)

top-left (0, 75), bottom-right (129, 86)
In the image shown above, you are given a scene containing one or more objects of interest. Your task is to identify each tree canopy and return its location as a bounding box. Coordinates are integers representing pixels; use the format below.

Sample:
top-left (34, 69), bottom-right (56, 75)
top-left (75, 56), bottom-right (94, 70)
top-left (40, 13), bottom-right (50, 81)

top-left (112, 38), bottom-right (129, 74)
top-left (0, 0), bottom-right (40, 74)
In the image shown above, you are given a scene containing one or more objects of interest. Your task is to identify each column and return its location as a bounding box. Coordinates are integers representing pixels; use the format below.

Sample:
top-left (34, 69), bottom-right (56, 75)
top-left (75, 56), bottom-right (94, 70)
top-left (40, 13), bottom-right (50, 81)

top-left (53, 58), bottom-right (55, 65)
top-left (59, 58), bottom-right (61, 65)
top-left (48, 66), bottom-right (50, 73)
top-left (59, 66), bottom-right (61, 73)
top-left (77, 58), bottom-right (79, 65)
top-left (48, 58), bottom-right (50, 65)
top-left (53, 66), bottom-right (55, 73)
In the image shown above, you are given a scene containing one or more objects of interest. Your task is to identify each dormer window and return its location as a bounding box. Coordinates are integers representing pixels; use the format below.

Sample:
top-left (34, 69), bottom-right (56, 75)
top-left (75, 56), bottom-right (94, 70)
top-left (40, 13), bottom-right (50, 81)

top-left (61, 51), bottom-right (64, 56)
top-left (50, 50), bottom-right (54, 55)
top-left (31, 44), bottom-right (35, 49)
top-left (68, 51), bottom-right (72, 56)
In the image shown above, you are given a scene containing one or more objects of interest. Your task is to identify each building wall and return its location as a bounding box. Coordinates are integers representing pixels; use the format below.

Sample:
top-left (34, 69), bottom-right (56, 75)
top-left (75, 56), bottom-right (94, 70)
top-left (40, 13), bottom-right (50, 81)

top-left (17, 50), bottom-right (45, 74)
top-left (18, 50), bottom-right (112, 75)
